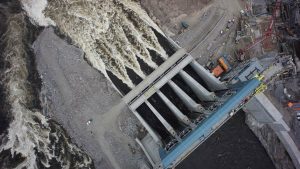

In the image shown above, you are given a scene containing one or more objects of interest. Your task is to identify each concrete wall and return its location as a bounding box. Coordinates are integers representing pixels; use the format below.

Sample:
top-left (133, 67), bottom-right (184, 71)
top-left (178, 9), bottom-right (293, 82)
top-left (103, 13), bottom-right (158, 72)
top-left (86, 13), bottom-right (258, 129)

top-left (245, 113), bottom-right (296, 169)
top-left (244, 93), bottom-right (300, 169)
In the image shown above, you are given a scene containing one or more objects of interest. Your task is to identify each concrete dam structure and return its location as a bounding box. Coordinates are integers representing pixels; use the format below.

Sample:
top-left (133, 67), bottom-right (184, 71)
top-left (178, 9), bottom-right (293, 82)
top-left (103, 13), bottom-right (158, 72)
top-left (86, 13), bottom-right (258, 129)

top-left (122, 48), bottom-right (262, 168)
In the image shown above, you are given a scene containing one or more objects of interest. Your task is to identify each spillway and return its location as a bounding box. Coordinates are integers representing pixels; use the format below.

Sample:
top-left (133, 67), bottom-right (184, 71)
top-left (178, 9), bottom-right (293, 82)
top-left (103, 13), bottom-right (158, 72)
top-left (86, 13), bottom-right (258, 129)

top-left (123, 48), bottom-right (261, 168)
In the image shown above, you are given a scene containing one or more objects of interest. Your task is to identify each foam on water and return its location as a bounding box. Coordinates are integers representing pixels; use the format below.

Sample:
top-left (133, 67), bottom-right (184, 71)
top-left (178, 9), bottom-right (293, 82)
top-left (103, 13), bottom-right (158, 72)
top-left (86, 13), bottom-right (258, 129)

top-left (21, 0), bottom-right (55, 26)
top-left (41, 0), bottom-right (168, 88)
top-left (0, 7), bottom-right (93, 168)
top-left (0, 0), bottom-right (170, 168)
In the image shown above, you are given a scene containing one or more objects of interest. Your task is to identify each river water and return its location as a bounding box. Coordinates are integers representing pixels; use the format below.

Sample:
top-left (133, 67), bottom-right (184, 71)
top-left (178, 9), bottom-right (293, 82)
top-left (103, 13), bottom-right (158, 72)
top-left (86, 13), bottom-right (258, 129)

top-left (177, 111), bottom-right (275, 169)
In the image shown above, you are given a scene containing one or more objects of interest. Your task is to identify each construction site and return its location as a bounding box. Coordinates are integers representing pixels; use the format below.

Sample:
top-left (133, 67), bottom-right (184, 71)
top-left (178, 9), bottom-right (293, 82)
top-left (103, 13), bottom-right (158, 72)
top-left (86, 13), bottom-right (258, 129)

top-left (0, 0), bottom-right (300, 169)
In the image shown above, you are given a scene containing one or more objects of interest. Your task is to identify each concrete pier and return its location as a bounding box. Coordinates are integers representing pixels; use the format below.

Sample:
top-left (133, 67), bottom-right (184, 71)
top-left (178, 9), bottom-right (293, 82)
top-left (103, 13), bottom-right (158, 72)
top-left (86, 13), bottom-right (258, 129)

top-left (157, 90), bottom-right (195, 127)
top-left (145, 101), bottom-right (179, 139)
top-left (132, 110), bottom-right (162, 145)
top-left (168, 80), bottom-right (205, 112)
top-left (179, 70), bottom-right (217, 101)
top-left (190, 60), bottom-right (227, 91)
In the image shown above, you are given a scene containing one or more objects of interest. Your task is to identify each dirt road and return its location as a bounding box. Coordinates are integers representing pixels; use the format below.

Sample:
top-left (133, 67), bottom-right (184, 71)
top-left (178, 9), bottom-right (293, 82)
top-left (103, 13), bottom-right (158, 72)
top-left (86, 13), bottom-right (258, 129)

top-left (173, 0), bottom-right (244, 65)
top-left (141, 0), bottom-right (212, 36)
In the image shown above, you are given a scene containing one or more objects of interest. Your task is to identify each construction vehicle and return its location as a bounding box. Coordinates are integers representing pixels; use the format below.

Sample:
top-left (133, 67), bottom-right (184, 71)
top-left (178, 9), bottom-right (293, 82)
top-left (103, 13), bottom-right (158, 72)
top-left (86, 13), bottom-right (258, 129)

top-left (218, 56), bottom-right (232, 72)
top-left (288, 102), bottom-right (300, 109)
top-left (212, 65), bottom-right (224, 77)
top-left (288, 102), bottom-right (300, 121)
top-left (211, 56), bottom-right (232, 77)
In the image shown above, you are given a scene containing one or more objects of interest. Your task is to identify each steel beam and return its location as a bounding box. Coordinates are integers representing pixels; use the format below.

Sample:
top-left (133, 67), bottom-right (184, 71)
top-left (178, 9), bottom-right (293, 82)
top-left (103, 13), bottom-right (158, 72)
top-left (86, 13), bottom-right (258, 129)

top-left (157, 90), bottom-right (195, 128)
top-left (190, 60), bottom-right (227, 91)
top-left (168, 80), bottom-right (205, 112)
top-left (179, 70), bottom-right (217, 101)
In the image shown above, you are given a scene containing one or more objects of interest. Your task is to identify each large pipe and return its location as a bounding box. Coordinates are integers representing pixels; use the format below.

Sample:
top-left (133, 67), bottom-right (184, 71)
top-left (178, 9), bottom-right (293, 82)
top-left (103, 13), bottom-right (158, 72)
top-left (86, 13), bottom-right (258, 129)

top-left (157, 90), bottom-right (195, 128)
top-left (145, 101), bottom-right (179, 140)
top-left (132, 110), bottom-right (162, 145)
top-left (190, 60), bottom-right (227, 91)
top-left (168, 80), bottom-right (205, 112)
top-left (179, 70), bottom-right (217, 101)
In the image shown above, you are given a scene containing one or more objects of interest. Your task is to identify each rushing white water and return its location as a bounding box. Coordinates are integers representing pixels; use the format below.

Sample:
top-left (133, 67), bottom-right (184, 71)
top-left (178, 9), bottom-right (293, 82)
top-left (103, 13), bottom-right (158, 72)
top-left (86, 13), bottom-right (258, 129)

top-left (20, 0), bottom-right (55, 26)
top-left (0, 0), bottom-right (170, 168)
top-left (40, 0), bottom-right (168, 88)
top-left (0, 10), bottom-right (93, 169)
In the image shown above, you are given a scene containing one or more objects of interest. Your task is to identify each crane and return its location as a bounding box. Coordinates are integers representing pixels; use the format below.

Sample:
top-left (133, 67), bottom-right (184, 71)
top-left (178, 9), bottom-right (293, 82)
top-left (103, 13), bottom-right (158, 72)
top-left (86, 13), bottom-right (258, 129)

top-left (237, 0), bottom-right (281, 61)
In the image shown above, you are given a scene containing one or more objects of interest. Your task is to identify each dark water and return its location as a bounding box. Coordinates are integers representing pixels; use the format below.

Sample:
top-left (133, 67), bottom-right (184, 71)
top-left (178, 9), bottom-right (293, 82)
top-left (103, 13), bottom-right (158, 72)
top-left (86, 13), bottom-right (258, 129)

top-left (107, 70), bottom-right (131, 95)
top-left (136, 56), bottom-right (155, 75)
top-left (125, 67), bottom-right (143, 85)
top-left (177, 111), bottom-right (275, 169)
top-left (160, 84), bottom-right (198, 119)
top-left (0, 0), bottom-right (19, 136)
top-left (172, 74), bottom-right (201, 103)
top-left (183, 64), bottom-right (211, 91)
top-left (148, 93), bottom-right (187, 132)
top-left (0, 91), bottom-right (10, 135)
top-left (151, 27), bottom-right (176, 56)
top-left (136, 103), bottom-right (174, 145)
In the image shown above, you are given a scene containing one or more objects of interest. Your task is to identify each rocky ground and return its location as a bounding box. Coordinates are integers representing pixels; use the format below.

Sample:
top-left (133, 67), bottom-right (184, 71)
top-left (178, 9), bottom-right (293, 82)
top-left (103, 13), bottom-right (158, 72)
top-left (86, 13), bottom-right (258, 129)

top-left (140, 0), bottom-right (212, 37)
top-left (141, 0), bottom-right (243, 67)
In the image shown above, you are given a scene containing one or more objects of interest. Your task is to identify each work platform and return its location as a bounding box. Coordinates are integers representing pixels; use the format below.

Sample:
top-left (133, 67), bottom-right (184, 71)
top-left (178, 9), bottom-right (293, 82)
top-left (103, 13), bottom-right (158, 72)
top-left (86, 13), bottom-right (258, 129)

top-left (123, 49), bottom-right (261, 168)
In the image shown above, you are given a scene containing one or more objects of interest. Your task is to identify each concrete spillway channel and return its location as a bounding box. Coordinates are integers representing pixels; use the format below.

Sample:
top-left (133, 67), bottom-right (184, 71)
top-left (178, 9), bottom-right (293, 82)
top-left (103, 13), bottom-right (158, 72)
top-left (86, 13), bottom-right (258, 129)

top-left (132, 110), bottom-right (163, 146)
top-left (156, 90), bottom-right (195, 128)
top-left (132, 62), bottom-right (228, 148)
top-left (125, 49), bottom-right (232, 151)
top-left (179, 70), bottom-right (217, 102)
top-left (122, 48), bottom-right (248, 168)
top-left (145, 100), bottom-right (181, 141)
top-left (168, 80), bottom-right (205, 113)
top-left (136, 103), bottom-right (174, 146)
top-left (160, 84), bottom-right (199, 120)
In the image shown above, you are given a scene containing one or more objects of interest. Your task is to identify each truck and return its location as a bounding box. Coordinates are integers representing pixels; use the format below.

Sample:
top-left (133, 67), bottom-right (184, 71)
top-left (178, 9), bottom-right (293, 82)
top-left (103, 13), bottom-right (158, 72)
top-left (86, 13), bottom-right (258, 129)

top-left (211, 56), bottom-right (232, 77)
top-left (218, 56), bottom-right (232, 72)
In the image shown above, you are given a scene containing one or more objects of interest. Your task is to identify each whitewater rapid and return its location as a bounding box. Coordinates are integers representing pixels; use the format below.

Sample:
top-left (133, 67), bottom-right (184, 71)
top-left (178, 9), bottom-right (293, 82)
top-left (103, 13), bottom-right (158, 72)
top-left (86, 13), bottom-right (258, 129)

top-left (38, 0), bottom-right (168, 88)
top-left (0, 2), bottom-right (93, 168)
top-left (0, 0), bottom-right (170, 168)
